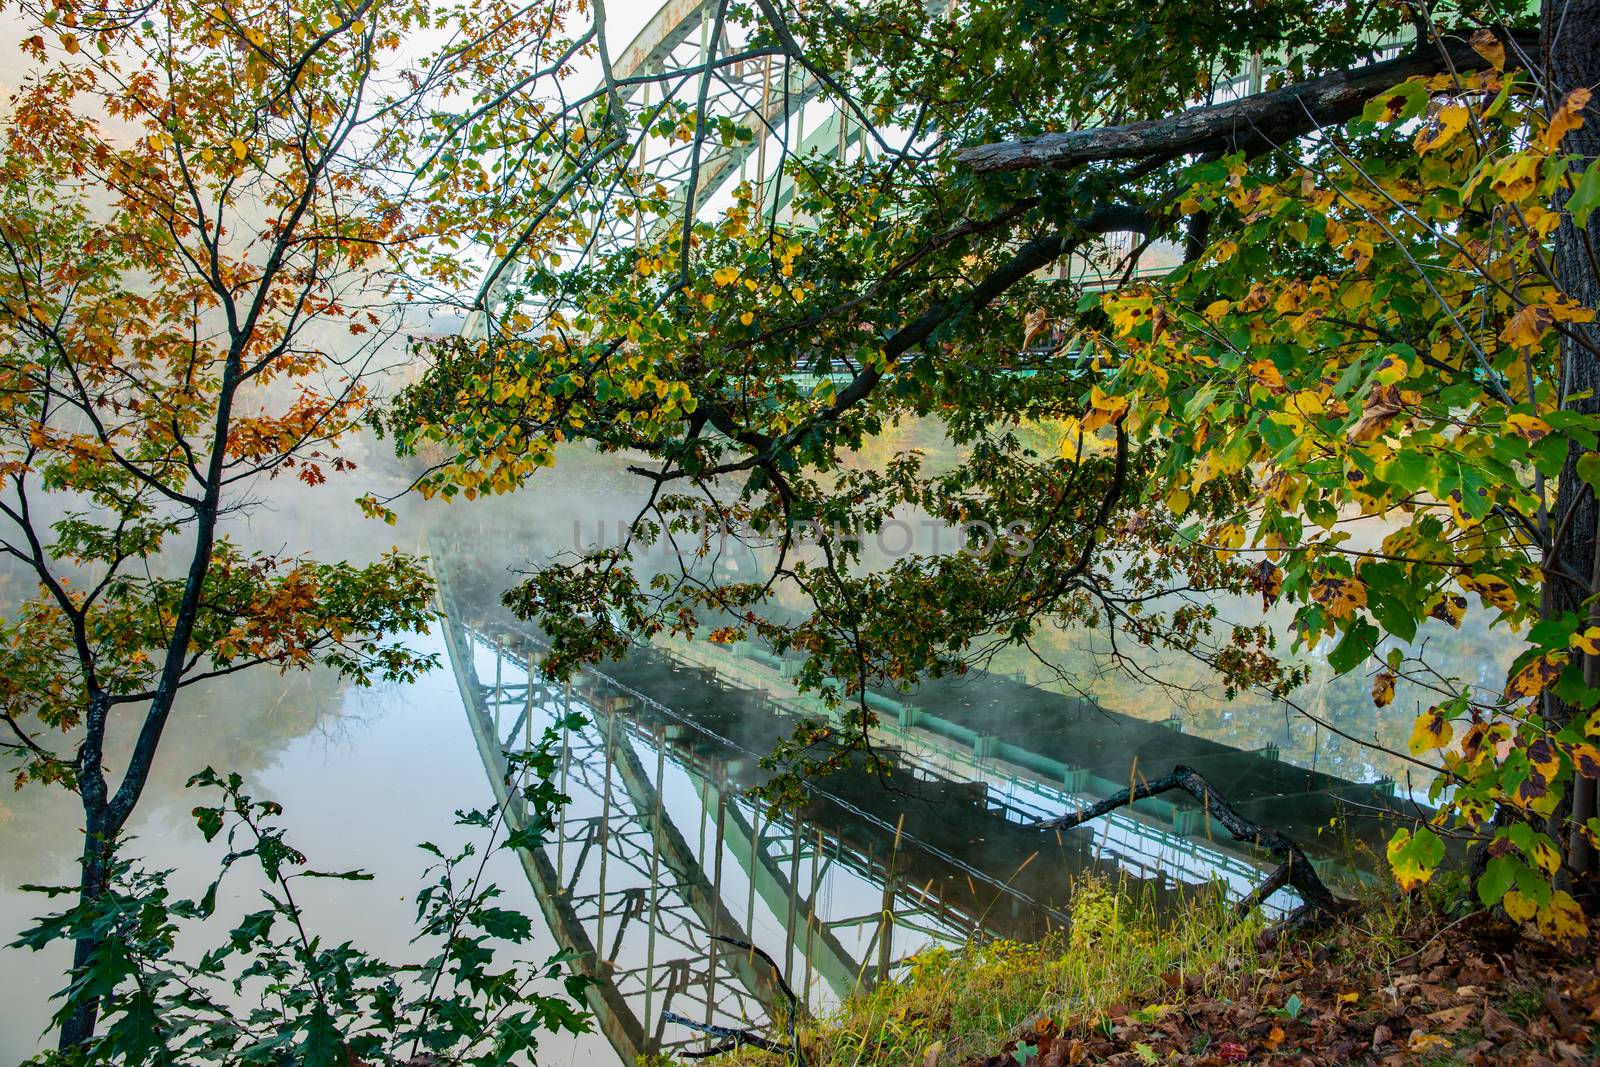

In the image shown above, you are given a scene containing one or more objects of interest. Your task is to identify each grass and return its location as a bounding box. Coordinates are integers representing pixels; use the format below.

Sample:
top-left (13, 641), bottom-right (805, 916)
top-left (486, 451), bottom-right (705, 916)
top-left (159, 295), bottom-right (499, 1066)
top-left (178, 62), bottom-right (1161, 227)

top-left (703, 862), bottom-right (1600, 1067)
top-left (721, 877), bottom-right (1275, 1067)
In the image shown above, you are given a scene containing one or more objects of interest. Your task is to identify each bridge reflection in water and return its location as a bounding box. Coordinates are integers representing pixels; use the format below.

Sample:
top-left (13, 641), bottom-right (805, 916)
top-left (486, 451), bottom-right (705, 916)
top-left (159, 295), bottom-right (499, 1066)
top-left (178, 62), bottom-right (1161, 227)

top-left (434, 568), bottom-right (1364, 1065)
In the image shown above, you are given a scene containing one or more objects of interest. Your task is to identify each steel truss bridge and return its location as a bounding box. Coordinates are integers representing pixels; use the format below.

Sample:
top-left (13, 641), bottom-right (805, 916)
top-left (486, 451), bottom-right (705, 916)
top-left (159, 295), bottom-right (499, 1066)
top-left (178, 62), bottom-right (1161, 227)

top-left (433, 547), bottom-right (1340, 1065)
top-left (437, 16), bottom-right (1423, 1062)
top-left (471, 0), bottom-right (1179, 332)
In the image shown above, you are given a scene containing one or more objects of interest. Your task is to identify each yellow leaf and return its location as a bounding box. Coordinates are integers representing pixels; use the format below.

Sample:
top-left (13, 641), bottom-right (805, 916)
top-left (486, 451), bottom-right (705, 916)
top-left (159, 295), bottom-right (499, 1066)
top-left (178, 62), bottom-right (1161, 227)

top-left (1503, 889), bottom-right (1537, 922)
top-left (1387, 827), bottom-right (1442, 892)
top-left (1506, 413), bottom-right (1551, 442)
top-left (1273, 283), bottom-right (1307, 314)
top-left (1372, 670), bottom-right (1397, 708)
top-left (1458, 573), bottom-right (1519, 610)
top-left (1470, 28), bottom-right (1506, 71)
top-left (1500, 303), bottom-right (1554, 351)
top-left (1408, 1034), bottom-right (1452, 1056)
top-left (1537, 890), bottom-right (1587, 943)
top-left (230, 138), bottom-right (248, 161)
top-left (1545, 87), bottom-right (1592, 150)
top-left (1373, 353), bottom-right (1409, 385)
top-left (1523, 206), bottom-right (1563, 237)
top-left (1569, 626), bottom-right (1600, 655)
top-left (59, 32), bottom-right (79, 53)
top-left (1547, 291), bottom-right (1598, 323)
top-left (1414, 104), bottom-right (1469, 155)
top-left (1203, 299), bottom-right (1231, 321)
top-left (1504, 653), bottom-right (1568, 700)
top-left (1081, 387), bottom-right (1129, 432)
top-left (1311, 576), bottom-right (1367, 620)
top-left (739, 311), bottom-right (754, 326)
top-left (1566, 741), bottom-right (1600, 778)
top-left (1490, 153), bottom-right (1541, 202)
top-left (1248, 359), bottom-right (1286, 394)
top-left (1408, 708), bottom-right (1453, 754)
top-left (1210, 522), bottom-right (1246, 562)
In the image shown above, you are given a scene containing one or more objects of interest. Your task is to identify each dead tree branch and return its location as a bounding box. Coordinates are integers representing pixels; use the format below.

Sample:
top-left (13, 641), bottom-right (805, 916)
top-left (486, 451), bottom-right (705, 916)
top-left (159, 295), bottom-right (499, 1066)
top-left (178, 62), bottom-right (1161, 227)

top-left (1035, 763), bottom-right (1345, 925)
top-left (667, 935), bottom-right (809, 1066)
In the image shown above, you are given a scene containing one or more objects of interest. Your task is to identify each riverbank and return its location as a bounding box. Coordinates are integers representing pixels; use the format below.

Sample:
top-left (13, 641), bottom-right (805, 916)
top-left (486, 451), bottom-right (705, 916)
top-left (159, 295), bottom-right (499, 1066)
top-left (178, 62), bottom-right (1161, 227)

top-left (719, 879), bottom-right (1598, 1067)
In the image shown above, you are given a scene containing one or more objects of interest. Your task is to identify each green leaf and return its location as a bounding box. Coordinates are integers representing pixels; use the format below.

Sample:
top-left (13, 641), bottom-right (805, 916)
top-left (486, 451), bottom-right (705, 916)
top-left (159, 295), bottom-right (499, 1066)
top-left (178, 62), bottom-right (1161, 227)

top-left (1477, 854), bottom-right (1517, 906)
top-left (1387, 825), bottom-right (1445, 891)
top-left (1329, 618), bottom-right (1380, 673)
top-left (1569, 158), bottom-right (1600, 228)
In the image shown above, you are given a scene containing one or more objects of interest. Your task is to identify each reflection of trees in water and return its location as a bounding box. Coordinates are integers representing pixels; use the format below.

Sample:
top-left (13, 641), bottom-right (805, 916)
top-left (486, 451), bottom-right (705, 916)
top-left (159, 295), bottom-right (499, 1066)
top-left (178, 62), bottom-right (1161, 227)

top-left (0, 666), bottom-right (349, 881)
top-left (982, 601), bottom-right (1517, 787)
top-left (416, 428), bottom-right (1523, 791)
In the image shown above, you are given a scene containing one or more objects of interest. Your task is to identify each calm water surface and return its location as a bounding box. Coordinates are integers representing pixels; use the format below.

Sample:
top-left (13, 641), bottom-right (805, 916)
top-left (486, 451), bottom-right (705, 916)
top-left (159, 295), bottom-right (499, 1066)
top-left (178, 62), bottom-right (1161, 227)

top-left (0, 448), bottom-right (1510, 1064)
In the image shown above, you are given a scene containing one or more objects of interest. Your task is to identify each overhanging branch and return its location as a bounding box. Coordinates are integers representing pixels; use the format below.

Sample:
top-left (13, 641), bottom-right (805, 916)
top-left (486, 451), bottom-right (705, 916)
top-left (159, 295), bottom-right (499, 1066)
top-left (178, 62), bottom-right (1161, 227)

top-left (957, 30), bottom-right (1539, 173)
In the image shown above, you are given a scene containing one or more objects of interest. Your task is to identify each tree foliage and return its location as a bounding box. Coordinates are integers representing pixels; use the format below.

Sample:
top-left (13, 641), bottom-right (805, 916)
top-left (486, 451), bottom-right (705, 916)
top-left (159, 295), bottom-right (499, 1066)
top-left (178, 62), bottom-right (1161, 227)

top-left (12, 735), bottom-right (590, 1066)
top-left (0, 0), bottom-right (590, 1045)
top-left (388, 0), bottom-right (1600, 939)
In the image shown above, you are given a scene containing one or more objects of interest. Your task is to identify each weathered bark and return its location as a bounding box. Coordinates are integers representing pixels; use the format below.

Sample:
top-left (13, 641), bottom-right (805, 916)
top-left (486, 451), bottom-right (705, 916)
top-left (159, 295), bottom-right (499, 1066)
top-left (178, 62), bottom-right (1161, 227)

top-left (1544, 0), bottom-right (1600, 895)
top-left (1035, 764), bottom-right (1343, 924)
top-left (957, 31), bottom-right (1540, 174)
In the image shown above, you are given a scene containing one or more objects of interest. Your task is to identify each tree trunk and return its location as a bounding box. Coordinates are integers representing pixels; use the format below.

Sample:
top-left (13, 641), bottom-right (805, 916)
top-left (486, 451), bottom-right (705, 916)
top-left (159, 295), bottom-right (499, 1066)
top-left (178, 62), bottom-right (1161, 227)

top-left (1543, 0), bottom-right (1600, 895)
top-left (58, 809), bottom-right (117, 1050)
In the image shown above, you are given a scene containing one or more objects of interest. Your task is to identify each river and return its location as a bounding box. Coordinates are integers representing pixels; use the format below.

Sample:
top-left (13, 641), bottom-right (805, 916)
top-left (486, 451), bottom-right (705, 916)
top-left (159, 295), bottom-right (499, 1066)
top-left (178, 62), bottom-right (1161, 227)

top-left (0, 440), bottom-right (1508, 1064)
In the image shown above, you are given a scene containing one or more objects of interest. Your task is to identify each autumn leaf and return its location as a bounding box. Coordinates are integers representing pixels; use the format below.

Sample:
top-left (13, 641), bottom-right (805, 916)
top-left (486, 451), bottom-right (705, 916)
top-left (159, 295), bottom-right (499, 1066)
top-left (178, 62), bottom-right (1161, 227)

top-left (1458, 573), bottom-right (1519, 611)
top-left (1537, 889), bottom-right (1587, 943)
top-left (1470, 28), bottom-right (1505, 71)
top-left (1387, 826), bottom-right (1444, 891)
top-left (1408, 707), bottom-right (1453, 754)
top-left (1347, 385), bottom-right (1405, 442)
top-left (1544, 87), bottom-right (1592, 150)
top-left (1503, 889), bottom-right (1538, 921)
top-left (1500, 303), bottom-right (1554, 351)
top-left (1414, 104), bottom-right (1469, 154)
top-left (1022, 308), bottom-right (1053, 349)
top-left (1247, 359), bottom-right (1286, 394)
top-left (1504, 653), bottom-right (1567, 700)
top-left (1407, 1033), bottom-right (1452, 1056)
top-left (1427, 593), bottom-right (1467, 627)
top-left (1310, 576), bottom-right (1367, 620)
top-left (1505, 413), bottom-right (1551, 442)
top-left (1490, 153), bottom-right (1541, 202)
top-left (1565, 741), bottom-right (1600, 779)
top-left (1372, 670), bottom-right (1397, 707)
top-left (1081, 386), bottom-right (1129, 432)
top-left (1569, 626), bottom-right (1600, 655)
